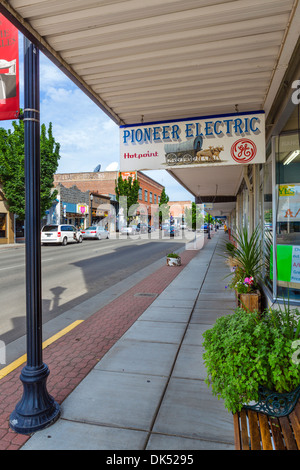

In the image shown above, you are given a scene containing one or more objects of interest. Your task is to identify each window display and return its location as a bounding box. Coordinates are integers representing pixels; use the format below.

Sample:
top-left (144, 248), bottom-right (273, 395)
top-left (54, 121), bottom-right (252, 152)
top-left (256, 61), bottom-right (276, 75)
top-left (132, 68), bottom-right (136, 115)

top-left (275, 129), bottom-right (300, 300)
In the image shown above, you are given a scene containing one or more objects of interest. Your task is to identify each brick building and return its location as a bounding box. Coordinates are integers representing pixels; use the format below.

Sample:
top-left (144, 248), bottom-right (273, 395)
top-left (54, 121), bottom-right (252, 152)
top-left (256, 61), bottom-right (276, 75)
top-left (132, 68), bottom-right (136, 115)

top-left (54, 170), bottom-right (165, 224)
top-left (169, 201), bottom-right (193, 226)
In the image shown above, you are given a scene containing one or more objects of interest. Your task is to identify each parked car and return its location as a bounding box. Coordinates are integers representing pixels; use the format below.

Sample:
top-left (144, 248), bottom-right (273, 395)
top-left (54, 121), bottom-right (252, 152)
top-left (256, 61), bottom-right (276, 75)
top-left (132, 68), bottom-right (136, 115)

top-left (120, 225), bottom-right (138, 235)
top-left (41, 224), bottom-right (82, 245)
top-left (137, 223), bottom-right (151, 233)
top-left (81, 225), bottom-right (110, 240)
top-left (200, 224), bottom-right (208, 232)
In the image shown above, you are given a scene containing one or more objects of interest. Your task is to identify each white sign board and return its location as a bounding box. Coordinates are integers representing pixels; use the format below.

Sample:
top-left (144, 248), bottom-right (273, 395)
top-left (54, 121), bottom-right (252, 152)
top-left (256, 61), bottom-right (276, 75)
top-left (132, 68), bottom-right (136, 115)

top-left (120, 111), bottom-right (265, 171)
top-left (291, 246), bottom-right (300, 284)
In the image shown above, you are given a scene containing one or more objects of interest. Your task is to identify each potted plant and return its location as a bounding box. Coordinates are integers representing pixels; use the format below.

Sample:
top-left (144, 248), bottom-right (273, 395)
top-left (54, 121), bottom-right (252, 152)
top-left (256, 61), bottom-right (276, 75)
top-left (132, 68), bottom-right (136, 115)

top-left (166, 252), bottom-right (181, 266)
top-left (227, 266), bottom-right (261, 313)
top-left (202, 304), bottom-right (300, 416)
top-left (223, 226), bottom-right (263, 312)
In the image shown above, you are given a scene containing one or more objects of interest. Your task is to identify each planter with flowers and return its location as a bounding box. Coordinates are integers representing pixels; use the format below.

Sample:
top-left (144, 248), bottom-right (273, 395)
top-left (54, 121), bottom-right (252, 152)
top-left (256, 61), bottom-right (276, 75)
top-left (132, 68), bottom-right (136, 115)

top-left (228, 267), bottom-right (261, 313)
top-left (166, 252), bottom-right (181, 266)
top-left (223, 226), bottom-right (263, 313)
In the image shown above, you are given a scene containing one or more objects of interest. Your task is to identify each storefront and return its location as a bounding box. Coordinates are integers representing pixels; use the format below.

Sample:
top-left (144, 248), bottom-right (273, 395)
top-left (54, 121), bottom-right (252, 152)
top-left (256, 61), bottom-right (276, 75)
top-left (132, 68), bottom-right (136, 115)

top-left (45, 184), bottom-right (90, 229)
top-left (229, 104), bottom-right (300, 305)
top-left (268, 106), bottom-right (300, 303)
top-left (0, 187), bottom-right (14, 244)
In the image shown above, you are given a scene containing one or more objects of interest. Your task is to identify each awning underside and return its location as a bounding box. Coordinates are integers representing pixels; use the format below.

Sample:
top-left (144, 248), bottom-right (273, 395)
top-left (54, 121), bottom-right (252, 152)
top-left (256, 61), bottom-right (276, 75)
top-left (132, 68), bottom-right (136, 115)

top-left (1, 0), bottom-right (299, 211)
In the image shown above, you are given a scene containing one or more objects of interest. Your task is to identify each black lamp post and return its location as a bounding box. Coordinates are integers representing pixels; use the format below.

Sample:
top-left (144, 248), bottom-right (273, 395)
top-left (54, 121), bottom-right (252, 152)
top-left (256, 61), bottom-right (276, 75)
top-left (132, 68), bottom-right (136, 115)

top-left (9, 38), bottom-right (60, 434)
top-left (90, 193), bottom-right (93, 225)
top-left (207, 214), bottom-right (211, 239)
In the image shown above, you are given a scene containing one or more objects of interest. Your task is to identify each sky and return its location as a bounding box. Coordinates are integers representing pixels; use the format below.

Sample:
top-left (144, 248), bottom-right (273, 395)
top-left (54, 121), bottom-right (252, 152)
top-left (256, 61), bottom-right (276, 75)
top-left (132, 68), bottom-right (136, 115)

top-left (1, 33), bottom-right (194, 202)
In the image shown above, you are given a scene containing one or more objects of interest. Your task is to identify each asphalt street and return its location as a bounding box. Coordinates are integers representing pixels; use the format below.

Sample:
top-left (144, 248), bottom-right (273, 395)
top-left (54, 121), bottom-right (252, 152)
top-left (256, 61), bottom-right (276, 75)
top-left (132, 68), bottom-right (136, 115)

top-left (0, 233), bottom-right (189, 348)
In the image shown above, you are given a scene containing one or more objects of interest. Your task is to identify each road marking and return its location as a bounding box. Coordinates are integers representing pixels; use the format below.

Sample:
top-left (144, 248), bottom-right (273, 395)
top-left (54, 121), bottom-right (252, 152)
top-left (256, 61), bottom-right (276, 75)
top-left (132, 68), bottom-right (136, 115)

top-left (0, 320), bottom-right (83, 380)
top-left (0, 258), bottom-right (53, 271)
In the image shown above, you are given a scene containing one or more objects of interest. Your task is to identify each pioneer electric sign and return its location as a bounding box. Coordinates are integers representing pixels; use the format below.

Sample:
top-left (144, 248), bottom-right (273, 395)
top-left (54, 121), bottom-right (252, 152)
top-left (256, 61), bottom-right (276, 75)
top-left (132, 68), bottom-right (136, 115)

top-left (120, 111), bottom-right (265, 171)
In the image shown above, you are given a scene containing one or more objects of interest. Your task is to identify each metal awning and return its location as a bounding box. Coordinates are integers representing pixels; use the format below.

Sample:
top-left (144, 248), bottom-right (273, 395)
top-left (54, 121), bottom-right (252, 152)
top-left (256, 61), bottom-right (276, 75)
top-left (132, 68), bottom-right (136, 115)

top-left (0, 0), bottom-right (299, 207)
top-left (1, 0), bottom-right (299, 126)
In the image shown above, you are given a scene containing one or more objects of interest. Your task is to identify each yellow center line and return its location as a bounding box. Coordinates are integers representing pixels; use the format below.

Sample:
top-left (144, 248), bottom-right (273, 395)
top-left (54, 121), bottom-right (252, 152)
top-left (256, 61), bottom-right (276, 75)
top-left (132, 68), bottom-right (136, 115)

top-left (0, 320), bottom-right (84, 380)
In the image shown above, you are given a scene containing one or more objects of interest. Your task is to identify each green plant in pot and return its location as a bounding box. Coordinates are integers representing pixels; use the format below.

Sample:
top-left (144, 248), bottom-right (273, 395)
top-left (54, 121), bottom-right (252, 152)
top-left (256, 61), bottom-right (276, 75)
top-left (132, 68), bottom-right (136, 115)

top-left (223, 226), bottom-right (263, 312)
top-left (230, 225), bottom-right (263, 279)
top-left (166, 252), bottom-right (181, 266)
top-left (202, 305), bottom-right (300, 416)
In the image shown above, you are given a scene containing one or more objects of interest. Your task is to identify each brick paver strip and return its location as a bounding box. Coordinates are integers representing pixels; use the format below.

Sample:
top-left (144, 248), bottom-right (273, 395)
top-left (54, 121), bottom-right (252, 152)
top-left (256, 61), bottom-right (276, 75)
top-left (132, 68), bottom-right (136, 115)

top-left (0, 248), bottom-right (199, 449)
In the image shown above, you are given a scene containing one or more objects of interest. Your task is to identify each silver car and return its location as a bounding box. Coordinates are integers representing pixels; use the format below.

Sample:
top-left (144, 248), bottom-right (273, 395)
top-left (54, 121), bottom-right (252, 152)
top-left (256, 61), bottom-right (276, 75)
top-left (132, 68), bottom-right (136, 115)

top-left (120, 225), bottom-right (138, 235)
top-left (81, 225), bottom-right (110, 240)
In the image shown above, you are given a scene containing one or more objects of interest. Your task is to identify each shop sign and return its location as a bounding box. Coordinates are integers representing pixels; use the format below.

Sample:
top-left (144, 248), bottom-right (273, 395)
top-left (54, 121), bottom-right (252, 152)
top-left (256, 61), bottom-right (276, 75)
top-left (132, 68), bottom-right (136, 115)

top-left (0, 14), bottom-right (19, 120)
top-left (120, 171), bottom-right (137, 180)
top-left (278, 184), bottom-right (300, 222)
top-left (120, 111), bottom-right (265, 171)
top-left (77, 203), bottom-right (88, 215)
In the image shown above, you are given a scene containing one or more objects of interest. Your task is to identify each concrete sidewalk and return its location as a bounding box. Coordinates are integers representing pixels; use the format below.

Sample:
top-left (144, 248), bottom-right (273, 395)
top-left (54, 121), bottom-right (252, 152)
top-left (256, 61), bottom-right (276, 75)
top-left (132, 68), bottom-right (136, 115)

top-left (20, 231), bottom-right (236, 450)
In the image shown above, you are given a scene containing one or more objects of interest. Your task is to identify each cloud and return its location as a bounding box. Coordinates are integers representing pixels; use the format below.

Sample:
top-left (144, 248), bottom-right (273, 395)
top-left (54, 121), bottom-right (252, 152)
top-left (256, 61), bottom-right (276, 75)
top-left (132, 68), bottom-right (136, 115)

top-left (1, 39), bottom-right (193, 201)
top-left (105, 162), bottom-right (119, 171)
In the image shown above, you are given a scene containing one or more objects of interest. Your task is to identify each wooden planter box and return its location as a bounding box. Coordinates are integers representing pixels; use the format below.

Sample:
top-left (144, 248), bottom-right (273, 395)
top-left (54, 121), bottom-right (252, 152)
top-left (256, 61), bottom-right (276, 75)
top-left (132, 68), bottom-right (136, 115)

top-left (236, 290), bottom-right (261, 313)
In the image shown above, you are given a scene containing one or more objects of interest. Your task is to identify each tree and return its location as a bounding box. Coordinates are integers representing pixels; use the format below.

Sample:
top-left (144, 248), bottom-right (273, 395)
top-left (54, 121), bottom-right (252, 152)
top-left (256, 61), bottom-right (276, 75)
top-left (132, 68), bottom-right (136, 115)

top-left (158, 187), bottom-right (170, 225)
top-left (115, 174), bottom-right (140, 222)
top-left (0, 118), bottom-right (60, 220)
top-left (184, 202), bottom-right (204, 230)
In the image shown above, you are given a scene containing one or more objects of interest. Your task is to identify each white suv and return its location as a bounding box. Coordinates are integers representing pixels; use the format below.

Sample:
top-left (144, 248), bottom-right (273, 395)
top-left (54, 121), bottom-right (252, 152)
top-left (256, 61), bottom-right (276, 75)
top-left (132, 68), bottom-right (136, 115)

top-left (41, 224), bottom-right (83, 245)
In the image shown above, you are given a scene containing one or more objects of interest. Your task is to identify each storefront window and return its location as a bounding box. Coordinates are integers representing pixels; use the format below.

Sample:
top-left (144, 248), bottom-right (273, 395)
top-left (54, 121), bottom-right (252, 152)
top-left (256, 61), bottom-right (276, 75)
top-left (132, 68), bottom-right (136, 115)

top-left (0, 213), bottom-right (6, 238)
top-left (275, 130), bottom-right (300, 301)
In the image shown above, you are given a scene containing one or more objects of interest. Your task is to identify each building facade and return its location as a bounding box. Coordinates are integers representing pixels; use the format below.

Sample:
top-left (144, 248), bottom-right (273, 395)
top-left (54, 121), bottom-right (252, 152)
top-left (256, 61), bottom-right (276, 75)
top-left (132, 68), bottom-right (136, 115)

top-left (54, 170), bottom-right (165, 225)
top-left (225, 104), bottom-right (300, 306)
top-left (0, 185), bottom-right (14, 244)
top-left (45, 184), bottom-right (90, 229)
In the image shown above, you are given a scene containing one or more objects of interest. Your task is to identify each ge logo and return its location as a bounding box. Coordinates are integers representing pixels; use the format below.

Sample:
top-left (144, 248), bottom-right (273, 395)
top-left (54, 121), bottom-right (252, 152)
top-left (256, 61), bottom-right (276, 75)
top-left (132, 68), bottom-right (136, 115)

top-left (231, 138), bottom-right (257, 163)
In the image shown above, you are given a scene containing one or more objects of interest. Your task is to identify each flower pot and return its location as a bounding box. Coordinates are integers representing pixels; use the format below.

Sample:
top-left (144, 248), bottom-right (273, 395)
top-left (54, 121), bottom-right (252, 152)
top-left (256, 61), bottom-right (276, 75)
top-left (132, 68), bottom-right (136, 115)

top-left (237, 290), bottom-right (261, 313)
top-left (244, 384), bottom-right (300, 417)
top-left (166, 256), bottom-right (181, 266)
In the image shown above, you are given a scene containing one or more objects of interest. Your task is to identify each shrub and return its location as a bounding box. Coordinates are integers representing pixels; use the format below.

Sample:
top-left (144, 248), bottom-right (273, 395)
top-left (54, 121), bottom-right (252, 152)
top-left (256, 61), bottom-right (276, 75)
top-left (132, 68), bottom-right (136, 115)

top-left (202, 307), bottom-right (300, 413)
top-left (166, 253), bottom-right (180, 258)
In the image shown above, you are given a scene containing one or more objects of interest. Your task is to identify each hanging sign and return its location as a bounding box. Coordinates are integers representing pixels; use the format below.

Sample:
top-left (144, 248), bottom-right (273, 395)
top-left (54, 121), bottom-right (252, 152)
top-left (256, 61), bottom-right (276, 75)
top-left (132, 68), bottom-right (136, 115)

top-left (120, 111), bottom-right (265, 171)
top-left (0, 14), bottom-right (19, 120)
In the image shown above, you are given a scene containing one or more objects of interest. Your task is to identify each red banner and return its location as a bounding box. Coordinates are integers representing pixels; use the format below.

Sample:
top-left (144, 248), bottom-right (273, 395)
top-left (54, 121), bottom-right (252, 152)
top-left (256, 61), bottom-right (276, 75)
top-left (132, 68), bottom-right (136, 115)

top-left (0, 14), bottom-right (19, 120)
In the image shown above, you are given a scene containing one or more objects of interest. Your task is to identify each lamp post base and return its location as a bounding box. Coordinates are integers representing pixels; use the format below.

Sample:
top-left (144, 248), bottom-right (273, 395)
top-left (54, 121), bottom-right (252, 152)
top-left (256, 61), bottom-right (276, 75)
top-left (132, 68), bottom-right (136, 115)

top-left (9, 363), bottom-right (60, 435)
